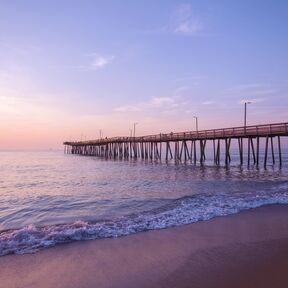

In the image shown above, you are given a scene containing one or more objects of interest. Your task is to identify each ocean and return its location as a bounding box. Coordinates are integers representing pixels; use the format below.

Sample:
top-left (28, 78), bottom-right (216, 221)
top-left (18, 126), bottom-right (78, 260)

top-left (0, 150), bottom-right (288, 256)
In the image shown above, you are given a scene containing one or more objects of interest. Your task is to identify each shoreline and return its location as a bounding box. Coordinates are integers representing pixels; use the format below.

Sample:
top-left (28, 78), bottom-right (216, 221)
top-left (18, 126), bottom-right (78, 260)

top-left (1, 204), bottom-right (288, 287)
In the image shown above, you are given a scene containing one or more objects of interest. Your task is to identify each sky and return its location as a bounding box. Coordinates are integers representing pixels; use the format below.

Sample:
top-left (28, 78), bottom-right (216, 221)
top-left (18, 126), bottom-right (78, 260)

top-left (0, 0), bottom-right (288, 150)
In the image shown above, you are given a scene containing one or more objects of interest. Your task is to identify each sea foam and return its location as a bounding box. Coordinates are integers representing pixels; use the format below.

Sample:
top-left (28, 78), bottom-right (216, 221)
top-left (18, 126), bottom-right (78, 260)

top-left (1, 189), bottom-right (288, 256)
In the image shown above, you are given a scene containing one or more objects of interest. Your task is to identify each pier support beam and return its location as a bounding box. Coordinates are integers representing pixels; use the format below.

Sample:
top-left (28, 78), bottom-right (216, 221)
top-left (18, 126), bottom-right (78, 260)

top-left (238, 138), bottom-right (243, 165)
top-left (271, 137), bottom-right (275, 164)
top-left (264, 136), bottom-right (269, 168)
top-left (278, 136), bottom-right (282, 167)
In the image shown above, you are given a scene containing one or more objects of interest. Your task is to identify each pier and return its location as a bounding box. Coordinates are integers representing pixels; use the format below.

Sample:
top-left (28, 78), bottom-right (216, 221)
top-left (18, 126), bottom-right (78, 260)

top-left (64, 122), bottom-right (288, 167)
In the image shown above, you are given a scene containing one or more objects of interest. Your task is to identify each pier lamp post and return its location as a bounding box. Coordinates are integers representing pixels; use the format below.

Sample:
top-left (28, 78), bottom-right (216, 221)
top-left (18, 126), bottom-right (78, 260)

top-left (193, 116), bottom-right (198, 132)
top-left (133, 122), bottom-right (138, 138)
top-left (244, 102), bottom-right (251, 133)
top-left (99, 129), bottom-right (102, 139)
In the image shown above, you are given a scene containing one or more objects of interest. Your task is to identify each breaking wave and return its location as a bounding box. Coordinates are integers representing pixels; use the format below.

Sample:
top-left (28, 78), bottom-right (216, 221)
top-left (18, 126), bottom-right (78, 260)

top-left (1, 189), bottom-right (288, 256)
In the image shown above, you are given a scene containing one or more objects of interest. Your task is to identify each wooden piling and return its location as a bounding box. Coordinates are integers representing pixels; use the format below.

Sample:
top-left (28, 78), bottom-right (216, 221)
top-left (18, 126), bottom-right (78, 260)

top-left (264, 136), bottom-right (269, 168)
top-left (278, 136), bottom-right (282, 167)
top-left (270, 137), bottom-right (275, 164)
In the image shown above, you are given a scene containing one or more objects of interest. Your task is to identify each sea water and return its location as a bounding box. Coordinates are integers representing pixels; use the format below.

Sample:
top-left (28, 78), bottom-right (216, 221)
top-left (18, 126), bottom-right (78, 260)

top-left (0, 150), bottom-right (288, 256)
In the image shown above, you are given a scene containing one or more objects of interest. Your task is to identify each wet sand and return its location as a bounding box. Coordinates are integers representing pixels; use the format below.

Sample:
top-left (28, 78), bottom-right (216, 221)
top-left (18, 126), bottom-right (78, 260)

top-left (1, 205), bottom-right (288, 288)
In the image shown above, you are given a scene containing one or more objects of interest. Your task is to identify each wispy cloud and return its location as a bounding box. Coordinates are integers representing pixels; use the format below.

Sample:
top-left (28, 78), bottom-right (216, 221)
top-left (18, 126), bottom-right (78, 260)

top-left (174, 85), bottom-right (192, 95)
top-left (173, 4), bottom-right (203, 36)
top-left (202, 100), bottom-right (214, 105)
top-left (0, 42), bottom-right (41, 55)
top-left (226, 84), bottom-right (264, 91)
top-left (89, 54), bottom-right (115, 70)
top-left (76, 53), bottom-right (115, 70)
top-left (144, 4), bottom-right (203, 36)
top-left (113, 96), bottom-right (184, 113)
top-left (151, 97), bottom-right (175, 107)
top-left (224, 83), bottom-right (277, 96)
top-left (113, 105), bottom-right (141, 113)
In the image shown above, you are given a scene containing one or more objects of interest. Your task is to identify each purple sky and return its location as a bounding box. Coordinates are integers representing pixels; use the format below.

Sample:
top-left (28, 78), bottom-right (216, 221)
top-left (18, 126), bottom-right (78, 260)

top-left (0, 0), bottom-right (287, 149)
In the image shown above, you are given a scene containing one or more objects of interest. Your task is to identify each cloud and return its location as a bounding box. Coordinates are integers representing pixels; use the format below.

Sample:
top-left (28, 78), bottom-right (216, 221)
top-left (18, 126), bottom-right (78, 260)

top-left (113, 105), bottom-right (141, 112)
top-left (224, 83), bottom-right (277, 96)
top-left (174, 20), bottom-right (202, 35)
top-left (245, 89), bottom-right (276, 96)
top-left (173, 4), bottom-right (203, 36)
top-left (76, 53), bottom-right (115, 70)
top-left (151, 97), bottom-right (174, 107)
top-left (90, 54), bottom-right (115, 70)
top-left (202, 101), bottom-right (214, 105)
top-left (174, 86), bottom-right (193, 95)
top-left (222, 83), bottom-right (278, 106)
top-left (226, 84), bottom-right (263, 91)
top-left (113, 96), bottom-right (183, 113)
top-left (0, 42), bottom-right (42, 55)
top-left (144, 4), bottom-right (203, 36)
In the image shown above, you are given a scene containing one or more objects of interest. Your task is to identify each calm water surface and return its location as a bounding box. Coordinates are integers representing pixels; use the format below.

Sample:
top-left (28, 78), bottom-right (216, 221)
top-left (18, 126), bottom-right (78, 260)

top-left (0, 151), bottom-right (287, 255)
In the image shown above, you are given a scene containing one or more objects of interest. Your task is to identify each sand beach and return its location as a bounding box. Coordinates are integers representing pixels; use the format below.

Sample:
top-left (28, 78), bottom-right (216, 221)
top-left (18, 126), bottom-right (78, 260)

top-left (1, 204), bottom-right (288, 288)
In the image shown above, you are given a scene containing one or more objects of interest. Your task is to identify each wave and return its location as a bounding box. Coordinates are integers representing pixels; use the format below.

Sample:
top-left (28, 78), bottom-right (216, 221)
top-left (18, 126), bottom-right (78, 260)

top-left (1, 190), bottom-right (288, 256)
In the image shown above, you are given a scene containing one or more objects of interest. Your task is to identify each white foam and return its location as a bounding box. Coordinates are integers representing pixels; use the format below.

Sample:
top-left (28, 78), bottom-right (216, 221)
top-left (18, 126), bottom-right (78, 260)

top-left (1, 190), bottom-right (288, 256)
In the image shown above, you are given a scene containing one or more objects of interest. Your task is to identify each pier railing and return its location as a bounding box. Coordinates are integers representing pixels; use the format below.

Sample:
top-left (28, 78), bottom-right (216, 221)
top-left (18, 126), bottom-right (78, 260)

top-left (64, 122), bottom-right (288, 145)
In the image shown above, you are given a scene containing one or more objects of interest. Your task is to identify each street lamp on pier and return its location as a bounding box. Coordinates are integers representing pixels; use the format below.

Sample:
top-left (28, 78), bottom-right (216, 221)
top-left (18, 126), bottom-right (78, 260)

top-left (244, 102), bottom-right (251, 133)
top-left (133, 122), bottom-right (138, 138)
top-left (193, 116), bottom-right (198, 132)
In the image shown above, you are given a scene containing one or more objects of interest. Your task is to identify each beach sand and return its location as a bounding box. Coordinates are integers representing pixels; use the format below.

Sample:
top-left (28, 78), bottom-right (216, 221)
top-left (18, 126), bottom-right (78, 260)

top-left (1, 205), bottom-right (288, 288)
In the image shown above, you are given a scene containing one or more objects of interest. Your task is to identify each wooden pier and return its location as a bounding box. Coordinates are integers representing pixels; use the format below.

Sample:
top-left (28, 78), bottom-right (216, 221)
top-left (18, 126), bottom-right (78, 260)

top-left (64, 122), bottom-right (288, 167)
